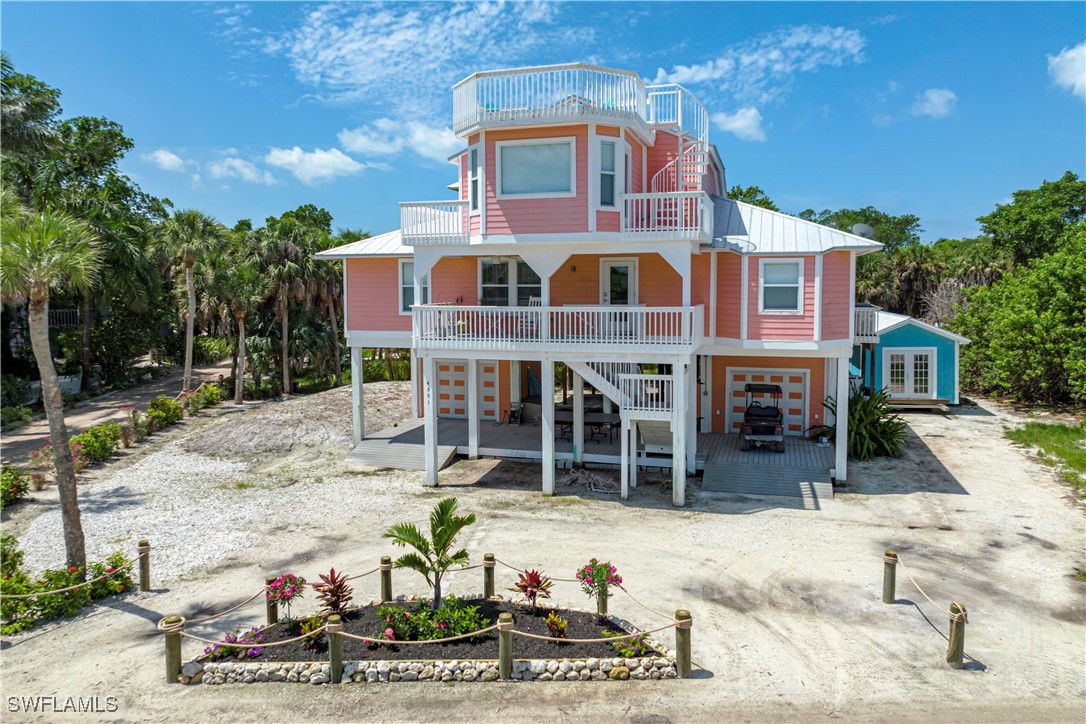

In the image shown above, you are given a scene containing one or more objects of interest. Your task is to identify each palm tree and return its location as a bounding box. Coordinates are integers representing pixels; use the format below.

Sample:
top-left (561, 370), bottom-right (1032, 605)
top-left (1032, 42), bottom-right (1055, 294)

top-left (383, 497), bottom-right (476, 609)
top-left (216, 261), bottom-right (264, 404)
top-left (0, 52), bottom-right (59, 162)
top-left (156, 209), bottom-right (226, 391)
top-left (257, 217), bottom-right (311, 395)
top-left (312, 232), bottom-right (357, 387)
top-left (0, 198), bottom-right (102, 574)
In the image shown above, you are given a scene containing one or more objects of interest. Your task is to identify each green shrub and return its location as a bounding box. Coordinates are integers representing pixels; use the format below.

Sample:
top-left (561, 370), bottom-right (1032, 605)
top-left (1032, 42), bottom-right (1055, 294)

top-left (1, 375), bottom-right (33, 408)
top-left (814, 388), bottom-right (907, 461)
top-left (193, 336), bottom-right (233, 364)
top-left (1, 406), bottom-right (32, 427)
top-left (377, 596), bottom-right (490, 642)
top-left (148, 396), bottom-right (183, 425)
top-left (0, 535), bottom-right (134, 636)
top-left (1, 466), bottom-right (30, 506)
top-left (70, 422), bottom-right (122, 463)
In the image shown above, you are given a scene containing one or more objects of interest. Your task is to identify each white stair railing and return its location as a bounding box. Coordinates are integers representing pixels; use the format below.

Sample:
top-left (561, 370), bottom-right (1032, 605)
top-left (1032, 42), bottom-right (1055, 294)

top-left (618, 373), bottom-right (673, 420)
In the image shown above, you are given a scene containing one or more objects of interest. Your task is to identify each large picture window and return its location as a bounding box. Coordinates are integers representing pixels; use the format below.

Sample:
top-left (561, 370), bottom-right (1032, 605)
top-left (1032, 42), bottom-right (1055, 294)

top-left (399, 260), bottom-right (429, 313)
top-left (479, 258), bottom-right (542, 307)
top-left (497, 139), bottom-right (575, 198)
top-left (759, 260), bottom-right (803, 313)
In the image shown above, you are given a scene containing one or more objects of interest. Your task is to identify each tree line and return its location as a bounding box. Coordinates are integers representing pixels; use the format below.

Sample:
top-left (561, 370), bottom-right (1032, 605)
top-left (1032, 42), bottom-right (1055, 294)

top-left (731, 172), bottom-right (1086, 405)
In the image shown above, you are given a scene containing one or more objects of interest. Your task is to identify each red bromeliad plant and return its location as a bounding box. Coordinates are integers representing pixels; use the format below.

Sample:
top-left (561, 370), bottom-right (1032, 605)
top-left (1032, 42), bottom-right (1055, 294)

top-left (511, 569), bottom-right (553, 612)
top-left (312, 568), bottom-right (353, 616)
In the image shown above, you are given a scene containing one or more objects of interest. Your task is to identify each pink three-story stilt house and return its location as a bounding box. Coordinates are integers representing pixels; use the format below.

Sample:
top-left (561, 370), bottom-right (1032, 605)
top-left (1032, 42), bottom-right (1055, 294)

top-left (316, 63), bottom-right (883, 506)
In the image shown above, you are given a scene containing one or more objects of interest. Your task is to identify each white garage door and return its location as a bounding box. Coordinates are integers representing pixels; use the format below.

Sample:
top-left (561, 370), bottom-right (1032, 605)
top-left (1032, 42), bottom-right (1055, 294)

top-left (437, 360), bottom-right (498, 420)
top-left (726, 368), bottom-right (808, 437)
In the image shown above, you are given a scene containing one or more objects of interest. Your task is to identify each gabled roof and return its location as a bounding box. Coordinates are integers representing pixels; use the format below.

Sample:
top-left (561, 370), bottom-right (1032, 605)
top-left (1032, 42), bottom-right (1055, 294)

top-left (313, 229), bottom-right (410, 259)
top-left (877, 310), bottom-right (971, 344)
top-left (708, 196), bottom-right (884, 255)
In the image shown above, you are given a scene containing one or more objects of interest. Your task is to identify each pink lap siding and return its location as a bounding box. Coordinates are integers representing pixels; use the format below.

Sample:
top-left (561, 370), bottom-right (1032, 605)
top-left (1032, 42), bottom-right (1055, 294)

top-left (746, 256), bottom-right (816, 341)
top-left (716, 253), bottom-right (742, 339)
top-left (345, 258), bottom-right (409, 332)
top-left (820, 251), bottom-right (851, 340)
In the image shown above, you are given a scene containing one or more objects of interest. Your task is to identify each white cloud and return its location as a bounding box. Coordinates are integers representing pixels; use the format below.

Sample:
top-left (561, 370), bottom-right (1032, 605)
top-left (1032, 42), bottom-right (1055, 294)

top-left (142, 148), bottom-right (187, 173)
top-left (652, 25), bottom-right (866, 106)
top-left (711, 108), bottom-right (767, 142)
top-left (1048, 42), bottom-right (1085, 100)
top-left (911, 88), bottom-right (958, 118)
top-left (190, 174), bottom-right (202, 189)
top-left (207, 157), bottom-right (277, 185)
top-left (264, 146), bottom-right (385, 185)
top-left (259, 2), bottom-right (567, 119)
top-left (338, 119), bottom-right (461, 163)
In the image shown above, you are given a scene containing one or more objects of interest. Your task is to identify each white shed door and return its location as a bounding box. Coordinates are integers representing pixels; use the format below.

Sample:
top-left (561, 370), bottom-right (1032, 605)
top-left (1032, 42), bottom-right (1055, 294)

top-left (726, 369), bottom-right (808, 437)
top-left (436, 360), bottom-right (468, 419)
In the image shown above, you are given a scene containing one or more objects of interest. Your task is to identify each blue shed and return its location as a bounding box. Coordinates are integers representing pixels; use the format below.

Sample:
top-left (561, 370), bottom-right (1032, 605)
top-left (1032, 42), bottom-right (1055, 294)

top-left (851, 311), bottom-right (970, 405)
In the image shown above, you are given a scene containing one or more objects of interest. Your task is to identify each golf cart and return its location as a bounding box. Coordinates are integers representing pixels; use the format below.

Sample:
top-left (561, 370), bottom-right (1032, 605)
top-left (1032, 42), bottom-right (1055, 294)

top-left (739, 383), bottom-right (786, 453)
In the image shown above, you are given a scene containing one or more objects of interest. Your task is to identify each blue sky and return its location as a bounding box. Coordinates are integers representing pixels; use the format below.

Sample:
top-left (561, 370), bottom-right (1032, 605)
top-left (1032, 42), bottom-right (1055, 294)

top-left (3, 1), bottom-right (1083, 240)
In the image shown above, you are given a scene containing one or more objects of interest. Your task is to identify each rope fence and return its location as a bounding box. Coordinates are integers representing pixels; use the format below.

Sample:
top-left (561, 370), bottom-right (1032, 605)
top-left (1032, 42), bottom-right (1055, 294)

top-left (880, 549), bottom-right (969, 669)
top-left (156, 551), bottom-right (695, 684)
top-left (0, 547), bottom-right (150, 600)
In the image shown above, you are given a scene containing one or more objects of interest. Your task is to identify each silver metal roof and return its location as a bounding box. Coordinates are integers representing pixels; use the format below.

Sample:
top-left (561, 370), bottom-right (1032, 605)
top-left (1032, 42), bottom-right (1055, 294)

top-left (877, 310), bottom-right (971, 344)
top-left (708, 196), bottom-right (884, 255)
top-left (313, 229), bottom-right (410, 259)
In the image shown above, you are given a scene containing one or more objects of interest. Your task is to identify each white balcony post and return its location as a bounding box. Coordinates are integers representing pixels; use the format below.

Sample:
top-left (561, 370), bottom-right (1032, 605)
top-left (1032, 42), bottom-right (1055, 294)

top-left (350, 347), bottom-right (364, 445)
top-left (671, 363), bottom-right (687, 507)
top-left (686, 356), bottom-right (697, 475)
top-left (467, 359), bottom-right (479, 460)
top-left (423, 356), bottom-right (439, 487)
top-left (410, 353), bottom-right (420, 418)
top-left (541, 358), bottom-right (556, 495)
top-left (573, 372), bottom-right (584, 466)
top-left (835, 354), bottom-right (850, 483)
top-left (629, 420), bottom-right (638, 491)
top-left (620, 416), bottom-right (630, 499)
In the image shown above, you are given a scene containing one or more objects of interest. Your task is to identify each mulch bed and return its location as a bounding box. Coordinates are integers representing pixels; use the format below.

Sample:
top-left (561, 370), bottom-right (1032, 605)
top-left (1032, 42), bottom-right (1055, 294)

top-left (257, 599), bottom-right (664, 662)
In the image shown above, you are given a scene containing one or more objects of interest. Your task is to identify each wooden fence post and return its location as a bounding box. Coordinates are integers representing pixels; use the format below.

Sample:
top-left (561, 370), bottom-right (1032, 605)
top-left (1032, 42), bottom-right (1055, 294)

top-left (483, 553), bottom-right (495, 598)
top-left (675, 609), bottom-right (692, 678)
top-left (138, 539), bottom-right (151, 592)
top-left (327, 614), bottom-right (343, 683)
top-left (497, 612), bottom-right (513, 679)
top-left (882, 550), bottom-right (898, 604)
top-left (163, 615), bottom-right (183, 683)
top-left (597, 589), bottom-right (608, 616)
top-left (380, 557), bottom-right (393, 602)
top-left (946, 602), bottom-right (967, 669)
top-left (265, 576), bottom-right (278, 625)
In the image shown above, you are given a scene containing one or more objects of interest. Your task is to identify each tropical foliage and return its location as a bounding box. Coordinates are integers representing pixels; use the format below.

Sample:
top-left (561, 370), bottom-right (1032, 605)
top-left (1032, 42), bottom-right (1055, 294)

top-left (383, 497), bottom-right (477, 610)
top-left (815, 388), bottom-right (907, 461)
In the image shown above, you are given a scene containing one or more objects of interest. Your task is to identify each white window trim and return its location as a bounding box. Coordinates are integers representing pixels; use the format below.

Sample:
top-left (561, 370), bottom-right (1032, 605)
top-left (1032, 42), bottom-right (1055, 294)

top-left (495, 136), bottom-right (577, 200)
top-left (467, 144), bottom-right (482, 217)
top-left (477, 257), bottom-right (540, 307)
top-left (758, 257), bottom-right (805, 315)
top-left (881, 347), bottom-right (938, 399)
top-left (398, 259), bottom-right (429, 315)
top-left (593, 137), bottom-right (631, 212)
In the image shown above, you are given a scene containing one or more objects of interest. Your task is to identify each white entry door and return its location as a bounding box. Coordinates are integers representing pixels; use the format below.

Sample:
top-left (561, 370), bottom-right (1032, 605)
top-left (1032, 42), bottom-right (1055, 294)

top-left (883, 348), bottom-right (936, 399)
top-left (600, 260), bottom-right (638, 305)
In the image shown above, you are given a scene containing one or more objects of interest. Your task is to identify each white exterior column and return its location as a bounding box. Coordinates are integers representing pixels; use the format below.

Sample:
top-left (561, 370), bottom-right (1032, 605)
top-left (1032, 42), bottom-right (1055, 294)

top-left (686, 358), bottom-right (697, 474)
top-left (835, 353), bottom-right (849, 482)
top-left (620, 416), bottom-right (630, 499)
top-left (672, 363), bottom-right (687, 506)
top-left (423, 355), bottom-right (439, 487)
top-left (467, 358), bottom-right (479, 460)
top-left (510, 360), bottom-right (521, 414)
top-left (603, 396), bottom-right (613, 414)
top-left (629, 420), bottom-right (638, 490)
top-left (350, 347), bottom-right (364, 444)
top-left (541, 358), bottom-right (556, 495)
top-left (573, 372), bottom-right (584, 466)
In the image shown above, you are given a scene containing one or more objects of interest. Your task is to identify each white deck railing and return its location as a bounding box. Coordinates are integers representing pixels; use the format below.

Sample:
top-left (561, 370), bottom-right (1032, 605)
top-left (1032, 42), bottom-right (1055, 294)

top-left (413, 304), bottom-right (703, 352)
top-left (617, 373), bottom-right (673, 420)
top-left (619, 191), bottom-right (712, 242)
top-left (400, 201), bottom-right (469, 246)
top-left (646, 84), bottom-right (710, 146)
top-left (453, 63), bottom-right (648, 135)
top-left (854, 306), bottom-right (880, 343)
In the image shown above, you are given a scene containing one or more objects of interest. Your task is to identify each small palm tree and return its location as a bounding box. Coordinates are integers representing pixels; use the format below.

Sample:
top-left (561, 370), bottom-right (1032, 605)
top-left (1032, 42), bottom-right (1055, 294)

top-left (155, 209), bottom-right (226, 391)
top-left (0, 198), bottom-right (102, 574)
top-left (383, 497), bottom-right (477, 610)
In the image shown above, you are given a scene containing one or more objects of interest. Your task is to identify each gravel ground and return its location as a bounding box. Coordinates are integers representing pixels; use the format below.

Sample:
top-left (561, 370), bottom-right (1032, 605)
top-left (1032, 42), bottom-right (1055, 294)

top-left (1, 392), bottom-right (1083, 723)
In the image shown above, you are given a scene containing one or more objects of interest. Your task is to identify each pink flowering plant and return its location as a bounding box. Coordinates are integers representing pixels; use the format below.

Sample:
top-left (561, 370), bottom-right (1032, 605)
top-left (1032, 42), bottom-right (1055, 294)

top-left (266, 573), bottom-right (307, 619)
top-left (576, 558), bottom-right (623, 614)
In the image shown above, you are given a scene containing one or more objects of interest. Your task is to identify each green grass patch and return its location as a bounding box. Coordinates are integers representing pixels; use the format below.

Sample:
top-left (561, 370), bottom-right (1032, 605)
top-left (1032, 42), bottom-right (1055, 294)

top-left (1072, 568), bottom-right (1086, 583)
top-left (1005, 421), bottom-right (1086, 496)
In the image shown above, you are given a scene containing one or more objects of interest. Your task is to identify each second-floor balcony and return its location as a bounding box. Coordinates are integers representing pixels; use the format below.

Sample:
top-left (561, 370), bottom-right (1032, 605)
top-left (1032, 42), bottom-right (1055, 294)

top-left (413, 304), bottom-right (704, 355)
top-left (400, 201), bottom-right (468, 246)
top-left (854, 305), bottom-right (880, 343)
top-left (620, 191), bottom-right (712, 242)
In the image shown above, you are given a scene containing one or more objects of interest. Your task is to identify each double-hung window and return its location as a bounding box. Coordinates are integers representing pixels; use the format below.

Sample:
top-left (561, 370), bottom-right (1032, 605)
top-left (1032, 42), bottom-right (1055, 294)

top-left (496, 138), bottom-right (575, 198)
top-left (399, 260), bottom-right (429, 314)
top-left (479, 259), bottom-right (541, 307)
top-left (759, 260), bottom-right (803, 313)
top-left (600, 141), bottom-right (616, 207)
top-left (468, 148), bottom-right (480, 213)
